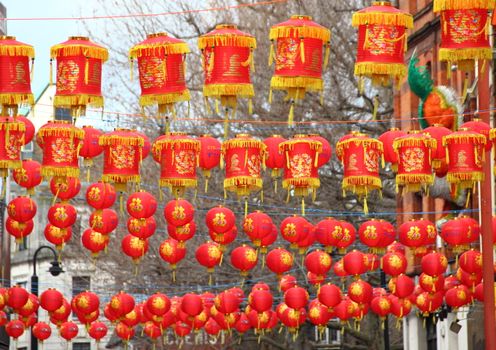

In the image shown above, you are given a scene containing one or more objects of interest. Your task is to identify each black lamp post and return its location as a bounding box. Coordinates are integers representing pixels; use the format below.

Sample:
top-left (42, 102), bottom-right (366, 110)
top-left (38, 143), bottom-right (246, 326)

top-left (31, 245), bottom-right (64, 350)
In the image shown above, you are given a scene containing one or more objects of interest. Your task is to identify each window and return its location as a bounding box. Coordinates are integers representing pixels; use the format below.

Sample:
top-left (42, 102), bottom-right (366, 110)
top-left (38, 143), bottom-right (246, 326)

top-left (55, 107), bottom-right (72, 122)
top-left (72, 276), bottom-right (90, 297)
top-left (17, 347), bottom-right (27, 350)
top-left (73, 343), bottom-right (91, 350)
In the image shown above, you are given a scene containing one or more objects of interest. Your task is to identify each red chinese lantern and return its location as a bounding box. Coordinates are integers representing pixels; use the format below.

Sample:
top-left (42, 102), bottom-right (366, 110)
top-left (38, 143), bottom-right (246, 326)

top-left (50, 176), bottom-right (81, 202)
top-left (196, 134), bottom-right (221, 193)
top-left (248, 289), bottom-right (273, 313)
top-left (336, 221), bottom-right (356, 253)
top-left (86, 181), bottom-right (116, 210)
top-left (59, 321), bottom-right (78, 342)
top-left (0, 36), bottom-right (34, 114)
top-left (445, 285), bottom-right (472, 309)
top-left (16, 293), bottom-right (38, 317)
top-left (280, 215), bottom-right (310, 249)
top-left (13, 159), bottom-right (42, 195)
top-left (415, 291), bottom-right (444, 316)
top-left (129, 32), bottom-right (190, 116)
top-left (264, 135), bottom-right (287, 191)
top-left (393, 131), bottom-right (436, 194)
top-left (44, 225), bottom-right (72, 251)
top-left (88, 321), bottom-right (108, 342)
top-left (109, 292), bottom-right (135, 319)
top-left (7, 196), bottom-right (36, 222)
top-left (348, 279), bottom-right (373, 309)
top-left (126, 190), bottom-right (157, 219)
top-left (196, 242), bottom-right (222, 284)
top-left (308, 300), bottom-right (332, 331)
top-left (280, 135), bottom-right (322, 212)
top-left (40, 288), bottom-right (63, 312)
top-left (221, 134), bottom-right (265, 204)
top-left (457, 267), bottom-right (482, 291)
top-left (314, 218), bottom-right (343, 253)
top-left (152, 132), bottom-right (200, 196)
top-left (6, 217), bottom-right (34, 244)
top-left (398, 219), bottom-right (429, 255)
top-left (352, 2), bottom-right (413, 87)
top-left (461, 119), bottom-right (491, 151)
top-left (358, 219), bottom-right (396, 253)
top-left (279, 275), bottom-right (297, 293)
top-left (89, 208), bottom-right (118, 235)
top-left (32, 322), bottom-right (51, 342)
top-left (159, 238), bottom-right (186, 281)
top-left (127, 217), bottom-right (156, 240)
top-left (146, 293), bottom-right (171, 317)
top-left (440, 216), bottom-right (480, 253)
top-left (199, 24), bottom-right (256, 128)
top-left (115, 322), bottom-right (135, 343)
top-left (206, 205), bottom-right (235, 234)
top-left (82, 229), bottom-right (108, 258)
top-left (269, 15), bottom-right (330, 124)
top-left (296, 225), bottom-right (315, 255)
top-left (336, 132), bottom-right (383, 213)
top-left (181, 293), bottom-right (203, 318)
top-left (230, 245), bottom-right (258, 276)
top-left (48, 203), bottom-right (77, 229)
top-left (423, 124), bottom-right (452, 173)
top-left (381, 252), bottom-right (407, 277)
top-left (370, 295), bottom-right (391, 325)
top-left (434, 1), bottom-right (494, 72)
top-left (419, 273), bottom-right (444, 293)
top-left (37, 121), bottom-right (83, 178)
top-left (215, 290), bottom-right (241, 314)
top-left (79, 125), bottom-right (103, 170)
top-left (266, 247), bottom-right (294, 277)
top-left (343, 250), bottom-right (368, 278)
top-left (167, 222), bottom-right (196, 249)
top-left (304, 249), bottom-right (332, 279)
top-left (99, 128), bottom-right (144, 192)
top-left (5, 319), bottom-right (24, 340)
top-left (50, 299), bottom-right (71, 326)
top-left (421, 251), bottom-right (448, 277)
top-left (389, 295), bottom-right (412, 319)
top-left (72, 291), bottom-right (99, 315)
top-left (242, 211), bottom-right (273, 247)
top-left (0, 117), bottom-right (25, 180)
top-left (379, 128), bottom-right (406, 171)
top-left (122, 235), bottom-right (148, 263)
top-left (51, 36), bottom-right (108, 117)
top-left (318, 283), bottom-right (342, 310)
top-left (443, 129), bottom-right (486, 198)
top-left (164, 198), bottom-right (194, 226)
top-left (333, 259), bottom-right (348, 279)
top-left (284, 286), bottom-right (309, 310)
top-left (459, 249), bottom-right (482, 276)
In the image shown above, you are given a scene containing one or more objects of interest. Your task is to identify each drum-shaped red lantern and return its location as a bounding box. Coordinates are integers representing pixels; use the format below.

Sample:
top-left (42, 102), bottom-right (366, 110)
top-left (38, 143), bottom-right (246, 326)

top-left (152, 132), bottom-right (199, 196)
top-left (99, 128), bottom-right (144, 192)
top-left (130, 32), bottom-right (190, 116)
top-left (393, 131), bottom-right (436, 194)
top-left (0, 117), bottom-right (25, 177)
top-left (352, 2), bottom-right (413, 87)
top-left (51, 36), bottom-right (108, 117)
top-left (279, 135), bottom-right (322, 210)
top-left (13, 159), bottom-right (42, 195)
top-left (198, 134), bottom-right (221, 192)
top-left (269, 15), bottom-right (331, 124)
top-left (37, 121), bottom-right (83, 178)
top-left (336, 132), bottom-right (383, 213)
top-left (222, 134), bottom-right (265, 199)
top-left (443, 129), bottom-right (485, 197)
top-left (434, 1), bottom-right (494, 72)
top-left (379, 128), bottom-right (406, 172)
top-left (0, 36), bottom-right (34, 114)
top-left (199, 24), bottom-right (256, 119)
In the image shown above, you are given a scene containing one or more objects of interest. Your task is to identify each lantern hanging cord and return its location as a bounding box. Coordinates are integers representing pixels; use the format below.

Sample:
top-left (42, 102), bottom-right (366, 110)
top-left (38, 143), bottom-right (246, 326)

top-left (0, 0), bottom-right (288, 22)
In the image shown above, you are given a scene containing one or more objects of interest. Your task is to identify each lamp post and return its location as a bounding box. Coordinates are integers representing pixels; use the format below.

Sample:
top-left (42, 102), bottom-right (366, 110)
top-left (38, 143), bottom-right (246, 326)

top-left (31, 245), bottom-right (64, 350)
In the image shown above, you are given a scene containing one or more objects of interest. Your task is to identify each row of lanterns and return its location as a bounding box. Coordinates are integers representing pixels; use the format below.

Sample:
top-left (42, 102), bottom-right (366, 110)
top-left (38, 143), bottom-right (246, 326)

top-left (1, 1), bottom-right (490, 124)
top-left (0, 244), bottom-right (487, 347)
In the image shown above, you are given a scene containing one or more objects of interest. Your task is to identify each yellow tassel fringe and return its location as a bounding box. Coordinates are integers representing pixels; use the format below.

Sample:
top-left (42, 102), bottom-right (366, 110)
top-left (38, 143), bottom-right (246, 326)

top-left (342, 176), bottom-right (382, 196)
top-left (99, 135), bottom-right (144, 147)
top-left (443, 133), bottom-right (486, 146)
top-left (222, 139), bottom-right (266, 152)
top-left (38, 126), bottom-right (84, 140)
top-left (269, 25), bottom-right (331, 42)
top-left (101, 174), bottom-right (140, 184)
top-left (439, 48), bottom-right (493, 63)
top-left (203, 84), bottom-right (254, 98)
top-left (50, 44), bottom-right (109, 61)
top-left (139, 90), bottom-right (190, 107)
top-left (282, 177), bottom-right (320, 190)
top-left (270, 76), bottom-right (323, 92)
top-left (198, 35), bottom-right (256, 50)
top-left (393, 137), bottom-right (437, 150)
top-left (352, 12), bottom-right (413, 28)
top-left (42, 166), bottom-right (80, 178)
top-left (0, 121), bottom-right (25, 132)
top-left (224, 176), bottom-right (263, 196)
top-left (159, 178), bottom-right (197, 189)
top-left (433, 0), bottom-right (496, 11)
top-left (129, 42), bottom-right (190, 59)
top-left (0, 44), bottom-right (35, 58)
top-left (0, 93), bottom-right (34, 106)
top-left (0, 160), bottom-right (22, 169)
top-left (396, 174), bottom-right (434, 187)
top-left (354, 62), bottom-right (407, 78)
top-left (280, 139), bottom-right (323, 153)
top-left (53, 95), bottom-right (104, 109)
top-left (447, 172), bottom-right (484, 185)
top-left (154, 138), bottom-right (200, 152)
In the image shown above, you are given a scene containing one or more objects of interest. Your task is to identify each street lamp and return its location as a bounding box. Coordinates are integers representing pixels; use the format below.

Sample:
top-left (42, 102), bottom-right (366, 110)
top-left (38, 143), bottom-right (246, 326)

top-left (31, 245), bottom-right (64, 350)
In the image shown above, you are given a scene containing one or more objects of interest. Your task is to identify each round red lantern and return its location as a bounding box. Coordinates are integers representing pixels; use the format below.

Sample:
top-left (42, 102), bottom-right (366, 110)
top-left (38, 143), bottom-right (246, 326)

top-left (50, 299), bottom-right (71, 326)
top-left (48, 203), bottom-right (77, 229)
top-left (32, 322), bottom-right (51, 342)
top-left (159, 238), bottom-right (186, 280)
top-left (86, 181), bottom-right (116, 210)
top-left (398, 219), bottom-right (429, 255)
top-left (222, 134), bottom-right (265, 200)
top-left (459, 249), bottom-right (482, 275)
top-left (434, 1), bottom-right (494, 72)
top-left (44, 224), bottom-right (72, 251)
top-left (348, 279), bottom-right (373, 306)
top-left (266, 247), bottom-right (294, 277)
top-left (40, 288), bottom-right (63, 312)
top-left (196, 242), bottom-right (222, 283)
top-left (7, 195), bottom-right (36, 222)
top-left (6, 217), bottom-right (34, 244)
top-left (440, 216), bottom-right (479, 253)
top-left (0, 36), bottom-right (34, 113)
top-left (443, 129), bottom-right (486, 197)
top-left (199, 24), bottom-right (256, 123)
top-left (198, 134), bottom-right (221, 192)
top-left (421, 251), bottom-right (448, 277)
top-left (59, 321), bottom-right (78, 341)
top-left (284, 286), bottom-right (309, 310)
top-left (336, 221), bottom-right (356, 253)
top-left (445, 285), bottom-right (472, 309)
top-left (152, 132), bottom-right (200, 196)
top-left (122, 235), bottom-right (148, 263)
top-left (315, 218), bottom-right (344, 253)
top-left (164, 198), bottom-right (194, 226)
top-left (318, 283), bottom-right (342, 310)
top-left (336, 132), bottom-right (383, 213)
top-left (381, 252), bottom-right (407, 277)
top-left (393, 131), bottom-right (436, 194)
top-left (280, 215), bottom-right (310, 248)
top-left (206, 205), bottom-right (235, 234)
top-left (280, 135), bottom-right (322, 209)
top-left (269, 15), bottom-right (330, 124)
top-left (461, 119), bottom-right (491, 151)
top-left (264, 135), bottom-right (287, 190)
top-left (305, 249), bottom-right (332, 278)
top-left (370, 295), bottom-right (391, 324)
top-left (89, 208), bottom-right (118, 235)
top-left (79, 125), bottom-right (103, 168)
top-left (168, 222), bottom-right (196, 246)
top-left (379, 128), bottom-right (406, 171)
top-left (215, 290), bottom-right (241, 314)
top-left (37, 121), bottom-right (83, 178)
top-left (230, 245), bottom-right (258, 276)
top-left (13, 159), bottom-right (42, 195)
top-left (389, 295), bottom-right (412, 319)
top-left (343, 250), bottom-right (368, 278)
top-left (358, 219), bottom-right (396, 253)
top-left (88, 321), bottom-right (108, 342)
top-left (99, 129), bottom-right (144, 191)
top-left (248, 289), bottom-right (273, 313)
top-left (50, 176), bottom-right (81, 202)
top-left (146, 293), bottom-right (171, 317)
top-left (126, 190), bottom-right (157, 219)
top-left (72, 291), bottom-right (99, 315)
top-left (127, 217), bottom-right (156, 240)
top-left (115, 322), bottom-right (135, 342)
top-left (130, 32), bottom-right (190, 116)
top-left (242, 211), bottom-right (273, 247)
top-left (51, 36), bottom-right (108, 117)
top-left (82, 229), bottom-right (108, 257)
top-left (352, 2), bottom-right (413, 87)
top-left (5, 319), bottom-right (24, 340)
top-left (416, 291), bottom-right (444, 316)
top-left (279, 274), bottom-right (297, 292)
